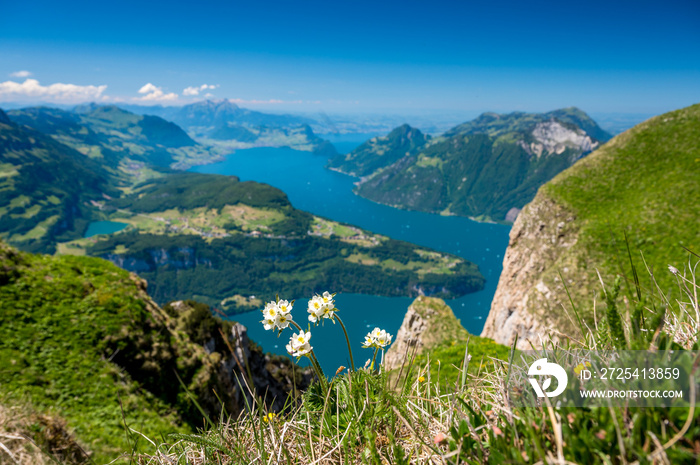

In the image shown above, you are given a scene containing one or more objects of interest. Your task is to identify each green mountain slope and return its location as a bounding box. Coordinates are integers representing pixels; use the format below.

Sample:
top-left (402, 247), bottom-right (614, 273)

top-left (337, 108), bottom-right (609, 222)
top-left (0, 110), bottom-right (116, 253)
top-left (327, 124), bottom-right (429, 176)
top-left (482, 103), bottom-right (700, 347)
top-left (8, 105), bottom-right (226, 172)
top-left (0, 240), bottom-right (310, 461)
top-left (58, 173), bottom-right (484, 311)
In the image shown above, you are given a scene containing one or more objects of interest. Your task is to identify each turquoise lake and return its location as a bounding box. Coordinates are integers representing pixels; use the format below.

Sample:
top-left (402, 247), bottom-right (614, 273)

top-left (190, 145), bottom-right (511, 372)
top-left (84, 220), bottom-right (128, 238)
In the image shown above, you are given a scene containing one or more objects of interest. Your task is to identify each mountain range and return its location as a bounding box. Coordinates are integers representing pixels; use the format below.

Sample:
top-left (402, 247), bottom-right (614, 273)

top-left (331, 107), bottom-right (612, 222)
top-left (0, 105), bottom-right (484, 311)
top-left (123, 100), bottom-right (337, 156)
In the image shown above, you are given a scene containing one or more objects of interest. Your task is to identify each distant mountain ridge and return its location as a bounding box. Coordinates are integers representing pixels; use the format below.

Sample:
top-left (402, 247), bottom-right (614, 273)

top-left (123, 99), bottom-right (314, 132)
top-left (332, 107), bottom-right (611, 222)
top-left (444, 107), bottom-right (612, 142)
top-left (122, 99), bottom-right (336, 155)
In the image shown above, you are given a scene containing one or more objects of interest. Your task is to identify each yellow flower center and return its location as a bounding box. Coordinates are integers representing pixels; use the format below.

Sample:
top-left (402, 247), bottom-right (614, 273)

top-left (280, 306), bottom-right (287, 311)
top-left (314, 302), bottom-right (320, 309)
top-left (297, 337), bottom-right (304, 343)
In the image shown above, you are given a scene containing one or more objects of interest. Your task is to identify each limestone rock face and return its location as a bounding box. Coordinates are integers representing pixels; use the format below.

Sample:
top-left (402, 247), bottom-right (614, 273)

top-left (384, 296), bottom-right (468, 372)
top-left (531, 120), bottom-right (599, 156)
top-left (480, 194), bottom-right (579, 350)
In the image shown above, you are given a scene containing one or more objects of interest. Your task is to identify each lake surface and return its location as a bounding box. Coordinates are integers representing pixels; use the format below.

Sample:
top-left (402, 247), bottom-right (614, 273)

top-left (84, 221), bottom-right (128, 238)
top-left (190, 144), bottom-right (511, 372)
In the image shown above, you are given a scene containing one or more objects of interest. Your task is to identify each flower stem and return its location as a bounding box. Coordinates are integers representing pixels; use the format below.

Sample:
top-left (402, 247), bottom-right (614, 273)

top-left (333, 314), bottom-right (356, 372)
top-left (308, 351), bottom-right (327, 393)
top-left (289, 321), bottom-right (327, 391)
top-left (290, 321), bottom-right (303, 332)
top-left (371, 347), bottom-right (379, 371)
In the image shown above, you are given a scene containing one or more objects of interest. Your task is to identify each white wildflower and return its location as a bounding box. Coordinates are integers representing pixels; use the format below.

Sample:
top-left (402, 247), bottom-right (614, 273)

top-left (286, 330), bottom-right (312, 357)
top-left (375, 330), bottom-right (392, 348)
top-left (668, 265), bottom-right (679, 275)
top-left (261, 298), bottom-right (293, 331)
top-left (276, 312), bottom-right (292, 330)
top-left (307, 295), bottom-right (327, 323)
top-left (278, 299), bottom-right (293, 314)
top-left (262, 318), bottom-right (277, 331)
top-left (263, 301), bottom-right (280, 320)
top-left (321, 291), bottom-right (335, 306)
top-left (362, 327), bottom-right (393, 349)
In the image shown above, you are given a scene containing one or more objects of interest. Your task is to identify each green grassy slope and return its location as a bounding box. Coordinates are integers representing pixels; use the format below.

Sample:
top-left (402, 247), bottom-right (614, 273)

top-left (0, 110), bottom-right (116, 253)
top-left (0, 240), bottom-right (307, 462)
top-left (543, 103), bottom-right (700, 307)
top-left (0, 241), bottom-right (188, 461)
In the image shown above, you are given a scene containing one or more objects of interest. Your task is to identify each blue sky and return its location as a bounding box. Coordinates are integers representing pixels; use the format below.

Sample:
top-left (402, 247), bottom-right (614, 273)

top-left (1, 0), bottom-right (698, 115)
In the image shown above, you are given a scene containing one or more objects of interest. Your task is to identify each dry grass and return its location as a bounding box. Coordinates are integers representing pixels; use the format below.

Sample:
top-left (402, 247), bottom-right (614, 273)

top-left (0, 403), bottom-right (90, 465)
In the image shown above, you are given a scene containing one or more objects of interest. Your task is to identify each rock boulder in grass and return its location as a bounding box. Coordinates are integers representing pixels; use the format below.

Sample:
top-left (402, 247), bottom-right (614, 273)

top-left (384, 296), bottom-right (469, 372)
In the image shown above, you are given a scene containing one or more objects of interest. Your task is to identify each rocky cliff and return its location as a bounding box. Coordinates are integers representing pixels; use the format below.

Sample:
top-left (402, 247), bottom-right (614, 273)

top-left (480, 195), bottom-right (579, 349)
top-left (481, 104), bottom-right (700, 349)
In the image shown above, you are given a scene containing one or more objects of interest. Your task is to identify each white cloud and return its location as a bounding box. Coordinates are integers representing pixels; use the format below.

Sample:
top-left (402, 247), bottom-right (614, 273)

top-left (10, 70), bottom-right (32, 78)
top-left (183, 83), bottom-right (219, 96)
top-left (137, 82), bottom-right (178, 102)
top-left (0, 78), bottom-right (107, 103)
